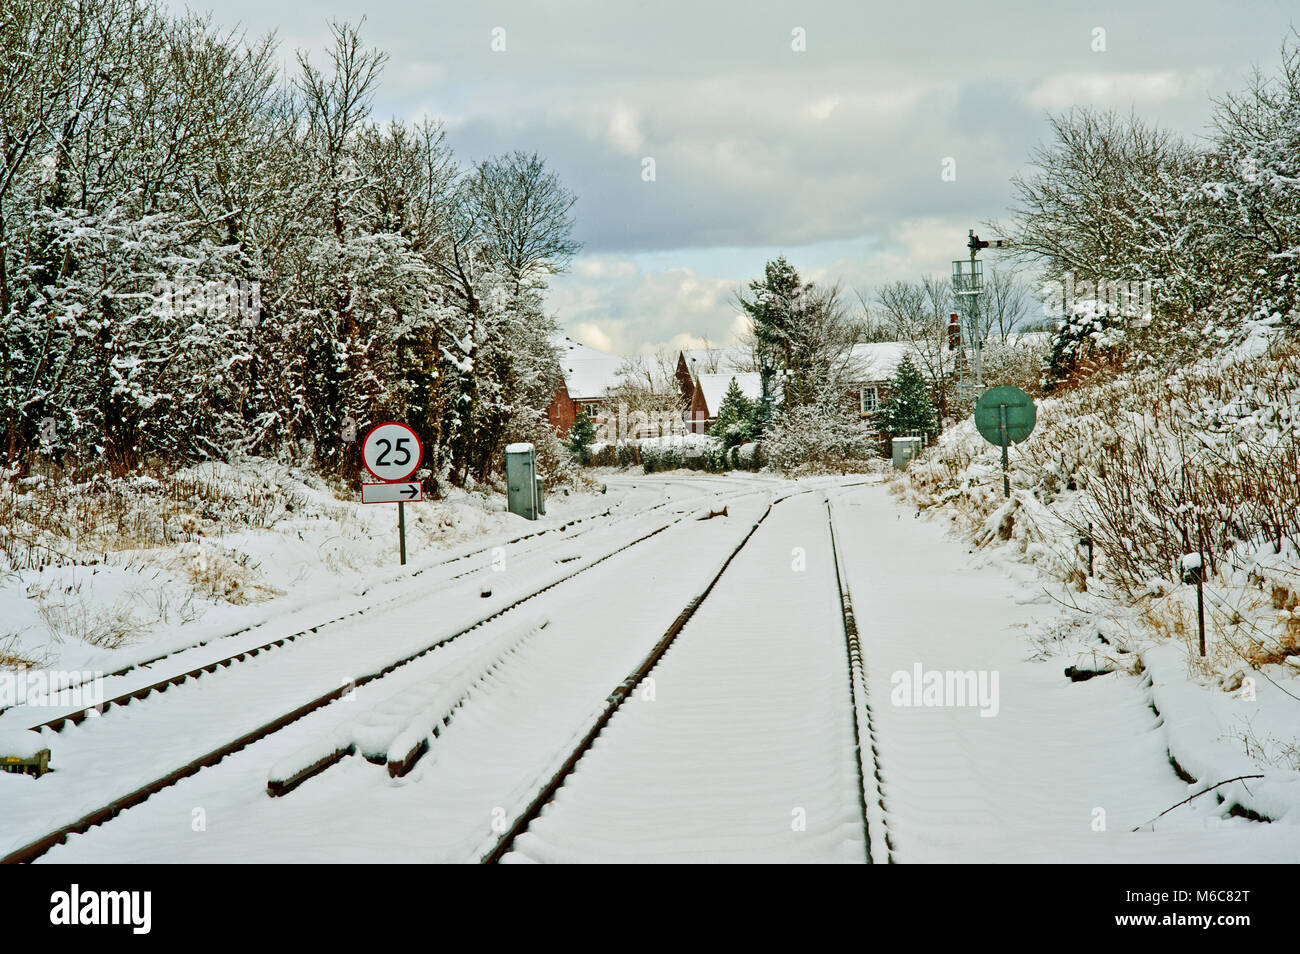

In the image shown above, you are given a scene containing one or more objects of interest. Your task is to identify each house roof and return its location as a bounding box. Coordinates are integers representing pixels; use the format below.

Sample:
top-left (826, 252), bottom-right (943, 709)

top-left (554, 335), bottom-right (624, 400)
top-left (844, 342), bottom-right (914, 383)
top-left (697, 372), bottom-right (763, 418)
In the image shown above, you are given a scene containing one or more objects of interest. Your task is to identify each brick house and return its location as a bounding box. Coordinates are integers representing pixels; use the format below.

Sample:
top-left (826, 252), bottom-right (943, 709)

top-left (674, 342), bottom-right (921, 432)
top-left (546, 336), bottom-right (625, 437)
top-left (686, 372), bottom-right (764, 432)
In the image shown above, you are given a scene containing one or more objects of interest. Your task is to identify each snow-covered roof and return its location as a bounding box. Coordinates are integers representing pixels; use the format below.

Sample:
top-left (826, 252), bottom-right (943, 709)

top-left (844, 342), bottom-right (915, 383)
top-left (697, 372), bottom-right (762, 417)
top-left (554, 335), bottom-right (624, 400)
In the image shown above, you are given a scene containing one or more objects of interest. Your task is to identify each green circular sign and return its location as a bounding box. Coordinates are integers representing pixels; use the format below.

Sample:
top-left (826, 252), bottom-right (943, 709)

top-left (974, 386), bottom-right (1037, 447)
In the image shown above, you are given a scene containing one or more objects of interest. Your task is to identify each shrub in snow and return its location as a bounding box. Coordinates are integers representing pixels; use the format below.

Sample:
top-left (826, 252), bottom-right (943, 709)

top-left (709, 378), bottom-right (763, 448)
top-left (640, 434), bottom-right (722, 473)
top-left (764, 403), bottom-right (878, 474)
top-left (901, 336), bottom-right (1300, 680)
top-left (566, 407), bottom-right (598, 465)
top-left (1041, 300), bottom-right (1125, 393)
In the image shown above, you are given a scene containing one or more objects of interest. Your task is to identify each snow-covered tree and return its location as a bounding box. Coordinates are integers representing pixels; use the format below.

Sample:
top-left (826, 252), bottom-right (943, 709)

top-left (566, 406), bottom-right (597, 465)
top-left (0, 6), bottom-right (577, 488)
top-left (764, 400), bottom-right (877, 474)
top-left (710, 377), bottom-right (756, 448)
top-left (876, 354), bottom-right (938, 442)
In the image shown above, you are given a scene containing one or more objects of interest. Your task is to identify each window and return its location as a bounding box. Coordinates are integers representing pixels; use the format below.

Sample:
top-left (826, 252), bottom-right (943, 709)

top-left (859, 386), bottom-right (878, 414)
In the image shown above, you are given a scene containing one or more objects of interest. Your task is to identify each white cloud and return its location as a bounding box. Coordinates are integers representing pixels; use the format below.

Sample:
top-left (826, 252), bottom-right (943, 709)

top-left (1026, 71), bottom-right (1207, 109)
top-left (570, 322), bottom-right (616, 353)
top-left (608, 104), bottom-right (643, 153)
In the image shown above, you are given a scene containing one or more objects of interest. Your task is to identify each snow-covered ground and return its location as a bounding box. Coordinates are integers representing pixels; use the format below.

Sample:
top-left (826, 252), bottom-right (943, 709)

top-left (2, 473), bottom-right (1296, 863)
top-left (835, 488), bottom-right (1299, 861)
top-left (896, 337), bottom-right (1300, 837)
top-left (0, 459), bottom-right (655, 678)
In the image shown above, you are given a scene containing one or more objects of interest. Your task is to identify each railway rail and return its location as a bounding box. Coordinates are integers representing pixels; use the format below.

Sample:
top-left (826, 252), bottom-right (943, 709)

top-left (8, 478), bottom-right (762, 735)
top-left (480, 486), bottom-right (890, 863)
top-left (1, 501), bottom-right (702, 864)
top-left (3, 477), bottom-right (878, 865)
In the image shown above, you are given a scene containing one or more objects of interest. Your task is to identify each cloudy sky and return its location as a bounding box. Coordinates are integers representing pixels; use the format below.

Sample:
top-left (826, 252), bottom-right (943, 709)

top-left (170, 0), bottom-right (1297, 354)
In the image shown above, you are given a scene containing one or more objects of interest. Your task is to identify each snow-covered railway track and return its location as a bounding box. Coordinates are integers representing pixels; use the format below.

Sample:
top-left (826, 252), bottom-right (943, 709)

top-left (825, 494), bottom-right (893, 863)
top-left (1, 500), bottom-right (713, 864)
top-left (10, 479), bottom-right (751, 736)
top-left (5, 477), bottom-right (877, 864)
top-left (481, 489), bottom-right (883, 863)
top-left (0, 497), bottom-right (618, 723)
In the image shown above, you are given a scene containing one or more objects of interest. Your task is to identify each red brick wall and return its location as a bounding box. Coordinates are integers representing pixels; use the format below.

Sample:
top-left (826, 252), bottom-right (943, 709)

top-left (547, 387), bottom-right (576, 436)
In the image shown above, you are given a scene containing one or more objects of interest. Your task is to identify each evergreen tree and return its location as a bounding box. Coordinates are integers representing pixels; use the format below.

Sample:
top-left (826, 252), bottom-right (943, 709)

top-left (737, 257), bottom-right (863, 409)
top-left (566, 406), bottom-right (597, 463)
top-left (747, 388), bottom-right (774, 443)
top-left (876, 354), bottom-right (938, 441)
top-left (709, 377), bottom-right (755, 448)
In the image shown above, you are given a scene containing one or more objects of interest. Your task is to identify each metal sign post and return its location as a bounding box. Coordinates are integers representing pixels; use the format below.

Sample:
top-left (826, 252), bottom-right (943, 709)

top-left (361, 422), bottom-right (424, 565)
top-left (974, 386), bottom-right (1037, 499)
top-left (399, 500), bottom-right (407, 565)
top-left (999, 403), bottom-right (1010, 497)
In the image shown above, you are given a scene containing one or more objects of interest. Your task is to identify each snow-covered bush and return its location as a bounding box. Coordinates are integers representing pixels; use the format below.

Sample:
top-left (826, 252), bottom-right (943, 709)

top-left (980, 336), bottom-right (1051, 396)
top-left (764, 404), bottom-right (878, 474)
top-left (640, 433), bottom-right (722, 473)
top-left (901, 336), bottom-right (1300, 677)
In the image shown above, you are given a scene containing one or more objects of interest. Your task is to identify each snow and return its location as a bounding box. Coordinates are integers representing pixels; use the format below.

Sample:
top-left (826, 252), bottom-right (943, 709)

top-left (4, 473), bottom-right (1297, 863)
top-left (505, 492), bottom-right (865, 862)
top-left (695, 372), bottom-right (762, 417)
top-left (0, 728), bottom-right (50, 760)
top-left (832, 486), bottom-right (1299, 861)
top-left (554, 336), bottom-right (624, 400)
top-left (845, 341), bottom-right (913, 382)
top-left (0, 459), bottom-right (614, 679)
top-left (504, 443), bottom-right (535, 454)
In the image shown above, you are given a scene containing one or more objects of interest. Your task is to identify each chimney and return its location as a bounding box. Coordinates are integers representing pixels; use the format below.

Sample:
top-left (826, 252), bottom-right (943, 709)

top-left (947, 313), bottom-right (961, 351)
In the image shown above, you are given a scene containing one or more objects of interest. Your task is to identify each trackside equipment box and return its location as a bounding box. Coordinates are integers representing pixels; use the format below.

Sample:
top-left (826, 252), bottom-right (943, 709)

top-left (506, 443), bottom-right (541, 520)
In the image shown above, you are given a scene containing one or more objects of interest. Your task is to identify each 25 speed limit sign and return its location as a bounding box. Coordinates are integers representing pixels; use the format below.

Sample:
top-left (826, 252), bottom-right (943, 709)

top-left (362, 422), bottom-right (423, 482)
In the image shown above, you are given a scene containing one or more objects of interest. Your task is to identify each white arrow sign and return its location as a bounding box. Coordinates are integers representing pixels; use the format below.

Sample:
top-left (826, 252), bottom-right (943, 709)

top-left (362, 482), bottom-right (422, 504)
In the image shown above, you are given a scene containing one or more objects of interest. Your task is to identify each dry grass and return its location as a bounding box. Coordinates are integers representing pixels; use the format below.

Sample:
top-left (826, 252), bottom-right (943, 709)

top-left (30, 587), bottom-right (150, 650)
top-left (0, 461), bottom-right (308, 572)
top-left (177, 548), bottom-right (279, 605)
top-left (0, 631), bottom-right (46, 668)
top-left (1230, 720), bottom-right (1300, 771)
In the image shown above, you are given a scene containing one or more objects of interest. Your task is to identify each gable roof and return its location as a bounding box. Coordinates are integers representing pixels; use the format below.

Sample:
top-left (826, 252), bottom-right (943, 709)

top-left (696, 372), bottom-right (763, 418)
top-left (554, 335), bottom-right (624, 400)
top-left (845, 342), bottom-right (913, 382)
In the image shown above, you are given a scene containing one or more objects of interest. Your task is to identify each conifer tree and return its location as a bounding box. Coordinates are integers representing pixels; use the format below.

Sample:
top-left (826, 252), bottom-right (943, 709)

top-left (566, 406), bottom-right (597, 463)
top-left (710, 377), bottom-right (755, 448)
top-left (876, 354), bottom-right (938, 441)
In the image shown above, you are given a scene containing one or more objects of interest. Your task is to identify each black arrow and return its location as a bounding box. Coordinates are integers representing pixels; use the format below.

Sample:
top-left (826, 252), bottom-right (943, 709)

top-left (401, 484), bottom-right (419, 499)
